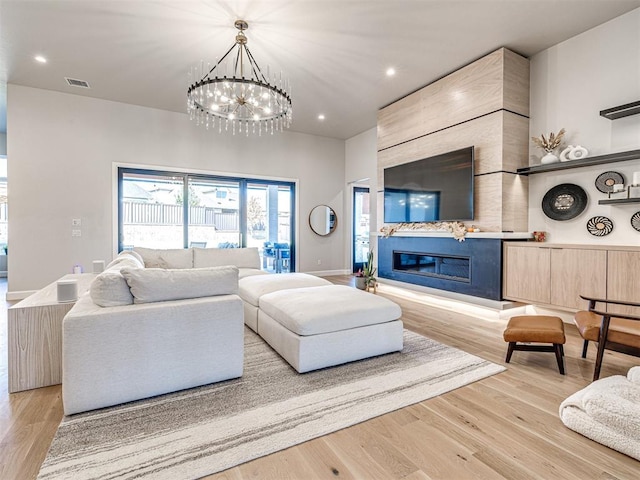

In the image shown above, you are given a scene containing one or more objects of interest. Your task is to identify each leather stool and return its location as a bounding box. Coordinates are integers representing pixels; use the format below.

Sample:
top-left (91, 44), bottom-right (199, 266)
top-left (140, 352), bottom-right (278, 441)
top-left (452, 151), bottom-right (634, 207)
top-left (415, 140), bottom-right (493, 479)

top-left (503, 315), bottom-right (566, 374)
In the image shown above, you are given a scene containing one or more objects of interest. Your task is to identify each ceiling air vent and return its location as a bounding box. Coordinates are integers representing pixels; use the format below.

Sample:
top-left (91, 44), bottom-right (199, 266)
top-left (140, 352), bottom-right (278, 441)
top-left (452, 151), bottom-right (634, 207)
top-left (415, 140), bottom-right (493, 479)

top-left (64, 77), bottom-right (91, 89)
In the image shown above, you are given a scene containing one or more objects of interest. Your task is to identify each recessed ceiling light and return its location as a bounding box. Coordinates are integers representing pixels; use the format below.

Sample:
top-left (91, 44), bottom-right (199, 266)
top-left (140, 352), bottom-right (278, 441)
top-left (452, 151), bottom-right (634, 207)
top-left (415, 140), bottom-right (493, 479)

top-left (386, 67), bottom-right (396, 77)
top-left (318, 114), bottom-right (325, 121)
top-left (34, 55), bottom-right (47, 63)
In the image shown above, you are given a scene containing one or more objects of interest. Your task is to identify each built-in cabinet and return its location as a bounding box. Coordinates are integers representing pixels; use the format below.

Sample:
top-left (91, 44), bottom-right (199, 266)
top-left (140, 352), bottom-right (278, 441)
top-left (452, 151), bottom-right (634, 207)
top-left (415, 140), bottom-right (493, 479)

top-left (503, 242), bottom-right (637, 311)
top-left (503, 244), bottom-right (552, 304)
top-left (607, 250), bottom-right (640, 316)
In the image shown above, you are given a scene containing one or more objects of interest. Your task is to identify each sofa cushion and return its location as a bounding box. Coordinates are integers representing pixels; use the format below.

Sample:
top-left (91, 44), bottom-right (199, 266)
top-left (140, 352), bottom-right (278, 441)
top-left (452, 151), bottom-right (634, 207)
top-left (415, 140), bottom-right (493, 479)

top-left (239, 268), bottom-right (269, 280)
top-left (106, 252), bottom-right (145, 270)
top-left (121, 266), bottom-right (239, 304)
top-left (193, 247), bottom-right (260, 270)
top-left (89, 256), bottom-right (143, 307)
top-left (239, 272), bottom-right (331, 306)
top-left (117, 249), bottom-right (144, 265)
top-left (259, 285), bottom-right (402, 336)
top-left (133, 247), bottom-right (193, 269)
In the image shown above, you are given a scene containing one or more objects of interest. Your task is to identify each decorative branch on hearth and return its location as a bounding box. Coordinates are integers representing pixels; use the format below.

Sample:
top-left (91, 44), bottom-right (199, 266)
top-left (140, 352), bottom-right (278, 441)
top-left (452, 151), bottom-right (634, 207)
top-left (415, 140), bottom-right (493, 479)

top-left (380, 221), bottom-right (467, 242)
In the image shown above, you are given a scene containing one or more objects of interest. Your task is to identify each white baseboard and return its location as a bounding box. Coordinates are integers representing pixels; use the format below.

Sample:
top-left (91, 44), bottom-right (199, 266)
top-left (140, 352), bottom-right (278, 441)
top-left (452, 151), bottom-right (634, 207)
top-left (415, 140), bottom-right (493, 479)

top-left (6, 290), bottom-right (37, 301)
top-left (304, 269), bottom-right (351, 277)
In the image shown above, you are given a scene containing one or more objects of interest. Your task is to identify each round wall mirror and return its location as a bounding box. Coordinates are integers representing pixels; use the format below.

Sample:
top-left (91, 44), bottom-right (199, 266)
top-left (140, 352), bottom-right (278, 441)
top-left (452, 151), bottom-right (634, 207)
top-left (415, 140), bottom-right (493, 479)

top-left (309, 205), bottom-right (337, 236)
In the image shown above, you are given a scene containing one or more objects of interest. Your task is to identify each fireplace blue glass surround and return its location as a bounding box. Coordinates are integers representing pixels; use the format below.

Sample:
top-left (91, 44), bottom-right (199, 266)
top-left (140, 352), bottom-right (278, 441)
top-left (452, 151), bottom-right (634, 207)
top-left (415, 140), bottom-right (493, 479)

top-left (378, 236), bottom-right (503, 300)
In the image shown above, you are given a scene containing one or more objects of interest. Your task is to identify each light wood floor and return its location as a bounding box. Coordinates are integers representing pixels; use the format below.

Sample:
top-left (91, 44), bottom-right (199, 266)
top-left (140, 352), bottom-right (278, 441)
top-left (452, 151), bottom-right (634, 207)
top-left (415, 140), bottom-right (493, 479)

top-left (1, 276), bottom-right (638, 479)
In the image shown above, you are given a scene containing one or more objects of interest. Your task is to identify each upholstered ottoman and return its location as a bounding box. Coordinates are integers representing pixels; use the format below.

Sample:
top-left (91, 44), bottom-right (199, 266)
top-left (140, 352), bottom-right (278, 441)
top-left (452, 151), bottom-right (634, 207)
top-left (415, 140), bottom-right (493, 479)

top-left (258, 285), bottom-right (404, 373)
top-left (239, 273), bottom-right (332, 331)
top-left (503, 315), bottom-right (566, 374)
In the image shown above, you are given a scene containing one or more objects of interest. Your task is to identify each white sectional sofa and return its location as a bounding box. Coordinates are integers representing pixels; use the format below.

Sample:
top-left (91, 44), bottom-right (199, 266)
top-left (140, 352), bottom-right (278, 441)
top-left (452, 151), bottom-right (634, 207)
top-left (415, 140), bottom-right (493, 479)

top-left (62, 247), bottom-right (264, 415)
top-left (63, 246), bottom-right (404, 413)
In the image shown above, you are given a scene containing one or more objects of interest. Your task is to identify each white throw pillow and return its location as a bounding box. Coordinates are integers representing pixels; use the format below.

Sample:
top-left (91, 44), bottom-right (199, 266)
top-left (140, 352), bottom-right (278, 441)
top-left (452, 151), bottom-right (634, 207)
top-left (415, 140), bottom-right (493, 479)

top-left (106, 253), bottom-right (144, 270)
top-left (133, 247), bottom-right (194, 269)
top-left (193, 247), bottom-right (260, 269)
top-left (116, 250), bottom-right (144, 265)
top-left (89, 258), bottom-right (142, 307)
top-left (121, 266), bottom-right (239, 304)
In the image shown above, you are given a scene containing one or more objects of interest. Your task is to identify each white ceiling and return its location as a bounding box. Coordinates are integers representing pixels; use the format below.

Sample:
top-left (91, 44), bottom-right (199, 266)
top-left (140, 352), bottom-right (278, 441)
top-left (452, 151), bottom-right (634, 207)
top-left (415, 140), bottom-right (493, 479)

top-left (1, 0), bottom-right (640, 139)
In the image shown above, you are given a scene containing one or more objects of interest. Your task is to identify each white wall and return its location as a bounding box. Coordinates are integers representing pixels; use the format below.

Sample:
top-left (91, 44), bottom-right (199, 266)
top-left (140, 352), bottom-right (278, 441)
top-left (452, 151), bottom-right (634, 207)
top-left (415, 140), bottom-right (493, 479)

top-left (529, 8), bottom-right (640, 245)
top-left (345, 127), bottom-right (377, 269)
top-left (0, 133), bottom-right (6, 155)
top-left (7, 85), bottom-right (345, 293)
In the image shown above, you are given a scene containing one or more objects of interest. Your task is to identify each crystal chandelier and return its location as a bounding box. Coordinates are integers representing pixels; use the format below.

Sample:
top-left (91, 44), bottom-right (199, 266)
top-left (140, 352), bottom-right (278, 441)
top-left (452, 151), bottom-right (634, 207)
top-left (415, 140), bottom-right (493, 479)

top-left (187, 20), bottom-right (292, 136)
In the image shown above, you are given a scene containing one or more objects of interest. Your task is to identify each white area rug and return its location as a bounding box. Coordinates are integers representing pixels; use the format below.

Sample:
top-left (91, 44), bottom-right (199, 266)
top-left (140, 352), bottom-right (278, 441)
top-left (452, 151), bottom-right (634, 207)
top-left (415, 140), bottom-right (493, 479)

top-left (38, 328), bottom-right (505, 479)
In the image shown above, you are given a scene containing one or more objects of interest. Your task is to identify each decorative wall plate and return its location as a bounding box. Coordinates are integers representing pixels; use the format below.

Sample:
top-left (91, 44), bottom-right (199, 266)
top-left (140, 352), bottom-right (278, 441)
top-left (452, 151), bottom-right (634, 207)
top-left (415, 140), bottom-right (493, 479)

top-left (595, 171), bottom-right (625, 193)
top-left (541, 183), bottom-right (588, 221)
top-left (631, 211), bottom-right (640, 232)
top-left (586, 216), bottom-right (613, 236)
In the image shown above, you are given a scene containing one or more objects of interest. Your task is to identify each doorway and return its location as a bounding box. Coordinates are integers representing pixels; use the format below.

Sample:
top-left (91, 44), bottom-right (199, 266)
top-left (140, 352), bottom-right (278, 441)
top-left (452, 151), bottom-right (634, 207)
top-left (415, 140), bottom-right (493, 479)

top-left (352, 186), bottom-right (370, 273)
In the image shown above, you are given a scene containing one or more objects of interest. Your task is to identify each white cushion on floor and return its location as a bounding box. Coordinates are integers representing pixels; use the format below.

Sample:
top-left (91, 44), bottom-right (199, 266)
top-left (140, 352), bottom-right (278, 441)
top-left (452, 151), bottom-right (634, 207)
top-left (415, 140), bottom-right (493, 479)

top-left (239, 273), bottom-right (331, 306)
top-left (259, 285), bottom-right (402, 336)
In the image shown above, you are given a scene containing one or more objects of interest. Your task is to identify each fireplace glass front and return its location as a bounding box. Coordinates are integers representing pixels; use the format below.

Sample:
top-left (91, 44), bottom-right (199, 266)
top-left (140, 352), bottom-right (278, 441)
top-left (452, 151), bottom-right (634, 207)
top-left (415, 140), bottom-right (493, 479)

top-left (392, 251), bottom-right (470, 282)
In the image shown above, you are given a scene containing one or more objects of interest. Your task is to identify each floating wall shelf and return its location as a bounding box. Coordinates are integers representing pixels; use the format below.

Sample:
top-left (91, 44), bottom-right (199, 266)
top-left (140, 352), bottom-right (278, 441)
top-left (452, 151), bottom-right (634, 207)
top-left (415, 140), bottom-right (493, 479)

top-left (517, 149), bottom-right (640, 176)
top-left (599, 100), bottom-right (640, 120)
top-left (598, 197), bottom-right (640, 205)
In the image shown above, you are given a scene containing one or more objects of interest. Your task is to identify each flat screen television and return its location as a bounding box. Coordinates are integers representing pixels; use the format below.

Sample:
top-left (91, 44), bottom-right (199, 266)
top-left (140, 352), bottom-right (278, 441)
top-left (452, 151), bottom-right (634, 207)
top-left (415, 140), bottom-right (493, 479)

top-left (384, 146), bottom-right (474, 223)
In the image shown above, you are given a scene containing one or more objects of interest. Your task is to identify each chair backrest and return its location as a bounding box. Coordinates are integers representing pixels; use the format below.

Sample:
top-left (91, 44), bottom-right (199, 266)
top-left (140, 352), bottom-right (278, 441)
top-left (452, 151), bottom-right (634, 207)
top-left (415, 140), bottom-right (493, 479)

top-left (263, 242), bottom-right (275, 256)
top-left (190, 241), bottom-right (207, 248)
top-left (576, 295), bottom-right (640, 381)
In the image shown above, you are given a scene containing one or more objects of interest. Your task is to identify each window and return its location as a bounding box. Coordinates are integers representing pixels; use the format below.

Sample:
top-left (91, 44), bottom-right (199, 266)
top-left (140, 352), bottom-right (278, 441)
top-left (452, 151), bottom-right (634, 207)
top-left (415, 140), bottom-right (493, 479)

top-left (118, 168), bottom-right (296, 272)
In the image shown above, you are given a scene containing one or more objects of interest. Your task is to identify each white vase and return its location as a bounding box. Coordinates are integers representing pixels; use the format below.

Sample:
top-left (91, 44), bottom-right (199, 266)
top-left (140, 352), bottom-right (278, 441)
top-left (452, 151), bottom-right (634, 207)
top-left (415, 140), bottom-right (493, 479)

top-left (541, 152), bottom-right (559, 164)
top-left (559, 146), bottom-right (574, 162)
top-left (568, 145), bottom-right (588, 160)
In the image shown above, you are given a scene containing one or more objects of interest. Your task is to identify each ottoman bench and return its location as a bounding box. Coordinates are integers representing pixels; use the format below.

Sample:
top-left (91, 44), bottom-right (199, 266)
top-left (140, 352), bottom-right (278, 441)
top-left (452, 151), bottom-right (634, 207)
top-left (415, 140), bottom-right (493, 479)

top-left (503, 315), bottom-right (566, 374)
top-left (257, 285), bottom-right (403, 373)
top-left (239, 273), bottom-right (332, 331)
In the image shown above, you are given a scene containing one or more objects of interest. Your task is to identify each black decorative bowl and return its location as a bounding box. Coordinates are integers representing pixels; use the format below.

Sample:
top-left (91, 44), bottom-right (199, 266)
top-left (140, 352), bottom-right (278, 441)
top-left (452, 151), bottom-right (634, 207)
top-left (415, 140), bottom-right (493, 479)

top-left (542, 183), bottom-right (588, 221)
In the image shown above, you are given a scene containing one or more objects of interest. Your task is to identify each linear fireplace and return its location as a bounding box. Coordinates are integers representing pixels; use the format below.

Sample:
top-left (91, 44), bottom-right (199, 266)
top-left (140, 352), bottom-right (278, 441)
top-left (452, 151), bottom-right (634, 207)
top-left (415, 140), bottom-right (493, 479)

top-left (393, 251), bottom-right (470, 282)
top-left (379, 235), bottom-right (504, 300)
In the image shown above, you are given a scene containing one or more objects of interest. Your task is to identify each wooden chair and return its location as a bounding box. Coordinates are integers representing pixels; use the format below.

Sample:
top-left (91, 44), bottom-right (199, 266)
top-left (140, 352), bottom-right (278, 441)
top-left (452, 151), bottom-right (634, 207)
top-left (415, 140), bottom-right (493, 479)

top-left (575, 295), bottom-right (640, 381)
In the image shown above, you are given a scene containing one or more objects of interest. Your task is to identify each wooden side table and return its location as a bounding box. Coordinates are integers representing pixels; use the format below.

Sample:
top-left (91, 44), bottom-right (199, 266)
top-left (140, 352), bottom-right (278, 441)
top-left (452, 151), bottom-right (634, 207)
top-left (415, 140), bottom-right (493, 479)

top-left (8, 273), bottom-right (96, 393)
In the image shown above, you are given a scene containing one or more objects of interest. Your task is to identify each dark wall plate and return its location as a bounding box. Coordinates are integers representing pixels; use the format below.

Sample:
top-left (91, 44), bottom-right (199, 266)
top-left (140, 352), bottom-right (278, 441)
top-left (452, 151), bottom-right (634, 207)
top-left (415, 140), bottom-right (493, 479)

top-left (542, 183), bottom-right (588, 221)
top-left (595, 171), bottom-right (625, 193)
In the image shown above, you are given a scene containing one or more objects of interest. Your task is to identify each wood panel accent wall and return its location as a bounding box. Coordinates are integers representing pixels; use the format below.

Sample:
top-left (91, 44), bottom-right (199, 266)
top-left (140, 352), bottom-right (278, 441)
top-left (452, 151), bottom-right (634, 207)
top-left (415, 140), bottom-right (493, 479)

top-left (377, 47), bottom-right (530, 232)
